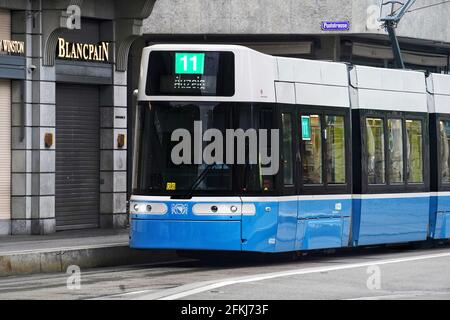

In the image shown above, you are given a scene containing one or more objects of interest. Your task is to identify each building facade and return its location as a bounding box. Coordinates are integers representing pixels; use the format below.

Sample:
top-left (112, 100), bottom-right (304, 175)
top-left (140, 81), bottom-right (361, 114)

top-left (137, 0), bottom-right (450, 72)
top-left (0, 0), bottom-right (155, 235)
top-left (2, 0), bottom-right (449, 236)
top-left (125, 0), bottom-right (450, 199)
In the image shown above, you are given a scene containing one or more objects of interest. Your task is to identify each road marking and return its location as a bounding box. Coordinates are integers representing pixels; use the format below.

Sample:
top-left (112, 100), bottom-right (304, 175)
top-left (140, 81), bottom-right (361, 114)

top-left (119, 290), bottom-right (155, 296)
top-left (348, 291), bottom-right (450, 300)
top-left (139, 251), bottom-right (450, 300)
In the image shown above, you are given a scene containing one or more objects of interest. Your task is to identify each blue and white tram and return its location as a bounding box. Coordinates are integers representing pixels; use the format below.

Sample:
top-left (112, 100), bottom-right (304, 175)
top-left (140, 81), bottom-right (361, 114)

top-left (129, 44), bottom-right (450, 253)
top-left (429, 73), bottom-right (450, 240)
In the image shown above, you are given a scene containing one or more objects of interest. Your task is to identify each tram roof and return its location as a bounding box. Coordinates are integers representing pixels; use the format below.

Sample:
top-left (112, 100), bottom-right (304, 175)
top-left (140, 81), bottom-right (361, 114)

top-left (138, 44), bottom-right (450, 114)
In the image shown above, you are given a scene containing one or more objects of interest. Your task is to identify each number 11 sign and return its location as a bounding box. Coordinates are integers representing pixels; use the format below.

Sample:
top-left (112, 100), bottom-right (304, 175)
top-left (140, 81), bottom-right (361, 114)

top-left (175, 53), bottom-right (205, 74)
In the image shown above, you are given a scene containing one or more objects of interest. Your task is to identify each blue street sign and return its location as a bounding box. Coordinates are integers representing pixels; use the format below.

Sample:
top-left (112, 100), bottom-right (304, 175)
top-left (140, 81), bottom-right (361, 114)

top-left (321, 21), bottom-right (350, 31)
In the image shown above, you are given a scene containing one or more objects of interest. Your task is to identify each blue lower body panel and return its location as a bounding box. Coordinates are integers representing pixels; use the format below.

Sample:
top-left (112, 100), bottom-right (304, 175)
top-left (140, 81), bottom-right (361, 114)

top-left (296, 218), bottom-right (347, 250)
top-left (435, 213), bottom-right (450, 239)
top-left (130, 194), bottom-right (439, 253)
top-left (433, 195), bottom-right (450, 240)
top-left (354, 197), bottom-right (429, 246)
top-left (295, 198), bottom-right (352, 251)
top-left (130, 219), bottom-right (242, 251)
top-left (242, 201), bottom-right (279, 253)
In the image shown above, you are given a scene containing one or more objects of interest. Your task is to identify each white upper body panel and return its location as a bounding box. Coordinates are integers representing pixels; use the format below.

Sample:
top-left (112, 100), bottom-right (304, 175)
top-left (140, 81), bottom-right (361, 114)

top-left (427, 73), bottom-right (450, 114)
top-left (138, 44), bottom-right (277, 103)
top-left (138, 44), bottom-right (351, 107)
top-left (138, 44), bottom-right (433, 114)
top-left (275, 57), bottom-right (350, 108)
top-left (350, 65), bottom-right (428, 113)
top-left (277, 57), bottom-right (348, 86)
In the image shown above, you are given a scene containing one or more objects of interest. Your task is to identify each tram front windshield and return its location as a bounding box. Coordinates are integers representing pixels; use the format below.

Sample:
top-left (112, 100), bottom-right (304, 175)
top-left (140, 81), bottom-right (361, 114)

top-left (133, 101), bottom-right (277, 197)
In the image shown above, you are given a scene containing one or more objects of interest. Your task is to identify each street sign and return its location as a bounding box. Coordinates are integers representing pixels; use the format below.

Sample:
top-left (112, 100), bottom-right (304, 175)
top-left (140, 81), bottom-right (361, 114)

top-left (175, 53), bottom-right (205, 74)
top-left (321, 21), bottom-right (350, 31)
top-left (302, 116), bottom-right (312, 141)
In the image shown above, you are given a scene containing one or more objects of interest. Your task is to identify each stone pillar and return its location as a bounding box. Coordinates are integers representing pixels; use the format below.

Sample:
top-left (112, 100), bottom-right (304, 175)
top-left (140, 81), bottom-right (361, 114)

top-left (10, 76), bottom-right (32, 234)
top-left (11, 0), bottom-right (57, 235)
top-left (100, 20), bottom-right (128, 229)
top-left (10, 4), bottom-right (34, 235)
top-left (31, 1), bottom-right (56, 235)
top-left (100, 69), bottom-right (128, 229)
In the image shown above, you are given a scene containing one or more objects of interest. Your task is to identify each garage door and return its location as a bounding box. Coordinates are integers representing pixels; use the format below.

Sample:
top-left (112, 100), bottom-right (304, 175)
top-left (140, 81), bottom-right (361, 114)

top-left (56, 84), bottom-right (100, 230)
top-left (0, 80), bottom-right (11, 223)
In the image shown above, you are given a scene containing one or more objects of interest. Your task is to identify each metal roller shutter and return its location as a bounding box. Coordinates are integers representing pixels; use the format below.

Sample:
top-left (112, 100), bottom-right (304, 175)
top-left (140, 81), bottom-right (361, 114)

top-left (0, 80), bottom-right (11, 221)
top-left (56, 84), bottom-right (100, 230)
top-left (0, 9), bottom-right (10, 41)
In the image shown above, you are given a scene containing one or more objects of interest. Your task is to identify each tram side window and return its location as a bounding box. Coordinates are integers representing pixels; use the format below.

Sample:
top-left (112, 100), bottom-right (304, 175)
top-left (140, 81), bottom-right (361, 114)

top-left (326, 116), bottom-right (346, 184)
top-left (240, 107), bottom-right (276, 193)
top-left (259, 108), bottom-right (276, 191)
top-left (387, 119), bottom-right (404, 184)
top-left (282, 113), bottom-right (294, 186)
top-left (366, 118), bottom-right (386, 185)
top-left (440, 120), bottom-right (450, 183)
top-left (406, 120), bottom-right (424, 183)
top-left (302, 115), bottom-right (322, 185)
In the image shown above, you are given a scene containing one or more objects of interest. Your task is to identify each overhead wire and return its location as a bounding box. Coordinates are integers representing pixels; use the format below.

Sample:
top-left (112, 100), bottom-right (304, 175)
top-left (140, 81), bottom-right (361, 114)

top-left (406, 0), bottom-right (450, 13)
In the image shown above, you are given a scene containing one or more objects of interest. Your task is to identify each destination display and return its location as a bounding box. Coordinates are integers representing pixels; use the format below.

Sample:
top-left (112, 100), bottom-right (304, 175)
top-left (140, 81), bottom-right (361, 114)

top-left (146, 51), bottom-right (235, 96)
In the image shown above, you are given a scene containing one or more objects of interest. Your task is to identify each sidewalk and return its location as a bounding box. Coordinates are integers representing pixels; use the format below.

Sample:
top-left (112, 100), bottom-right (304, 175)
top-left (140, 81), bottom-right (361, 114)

top-left (0, 229), bottom-right (178, 277)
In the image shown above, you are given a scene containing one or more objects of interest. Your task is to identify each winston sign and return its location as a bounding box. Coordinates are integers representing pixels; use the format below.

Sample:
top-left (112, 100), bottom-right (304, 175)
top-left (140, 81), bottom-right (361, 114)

top-left (0, 40), bottom-right (25, 55)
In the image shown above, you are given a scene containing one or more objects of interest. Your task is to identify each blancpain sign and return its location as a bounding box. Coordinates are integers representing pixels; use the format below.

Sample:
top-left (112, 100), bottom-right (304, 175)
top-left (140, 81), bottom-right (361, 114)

top-left (57, 38), bottom-right (110, 62)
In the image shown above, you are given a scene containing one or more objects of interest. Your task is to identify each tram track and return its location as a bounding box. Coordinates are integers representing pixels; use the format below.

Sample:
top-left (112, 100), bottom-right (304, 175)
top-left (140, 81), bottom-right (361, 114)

top-left (0, 243), bottom-right (449, 300)
top-left (102, 248), bottom-right (450, 300)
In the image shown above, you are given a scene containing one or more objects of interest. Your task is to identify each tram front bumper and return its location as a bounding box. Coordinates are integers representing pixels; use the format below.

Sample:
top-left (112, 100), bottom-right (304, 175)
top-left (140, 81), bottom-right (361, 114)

top-left (130, 218), bottom-right (242, 251)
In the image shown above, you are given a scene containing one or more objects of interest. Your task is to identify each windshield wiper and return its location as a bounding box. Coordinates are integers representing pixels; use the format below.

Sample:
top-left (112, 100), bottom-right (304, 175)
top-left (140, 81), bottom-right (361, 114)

top-left (177, 164), bottom-right (215, 199)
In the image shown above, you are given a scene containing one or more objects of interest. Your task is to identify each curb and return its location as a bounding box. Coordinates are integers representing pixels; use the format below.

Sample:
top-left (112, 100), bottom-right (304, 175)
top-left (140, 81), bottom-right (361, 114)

top-left (0, 244), bottom-right (179, 277)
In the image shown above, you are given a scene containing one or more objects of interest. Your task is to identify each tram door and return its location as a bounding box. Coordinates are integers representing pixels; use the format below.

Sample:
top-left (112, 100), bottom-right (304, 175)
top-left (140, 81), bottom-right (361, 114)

top-left (276, 106), bottom-right (299, 252)
top-left (295, 107), bottom-right (351, 250)
top-left (241, 105), bottom-right (299, 252)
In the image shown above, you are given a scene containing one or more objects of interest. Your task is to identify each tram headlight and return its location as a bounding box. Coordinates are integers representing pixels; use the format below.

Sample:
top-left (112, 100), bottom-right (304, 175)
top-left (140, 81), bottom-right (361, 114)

top-left (133, 204), bottom-right (140, 212)
top-left (230, 206), bottom-right (238, 213)
top-left (146, 205), bottom-right (152, 212)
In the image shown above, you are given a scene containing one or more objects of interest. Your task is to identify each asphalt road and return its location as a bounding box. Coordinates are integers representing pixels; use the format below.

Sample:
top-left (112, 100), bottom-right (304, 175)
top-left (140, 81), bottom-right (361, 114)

top-left (0, 243), bottom-right (449, 300)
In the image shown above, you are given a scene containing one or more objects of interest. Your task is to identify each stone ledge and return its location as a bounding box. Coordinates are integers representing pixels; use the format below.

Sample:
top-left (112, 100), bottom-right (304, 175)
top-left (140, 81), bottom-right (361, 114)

top-left (0, 244), bottom-right (178, 277)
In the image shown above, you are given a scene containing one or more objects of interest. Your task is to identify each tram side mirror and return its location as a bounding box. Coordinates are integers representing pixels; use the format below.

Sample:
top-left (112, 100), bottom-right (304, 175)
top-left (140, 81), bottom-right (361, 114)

top-left (133, 90), bottom-right (139, 110)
